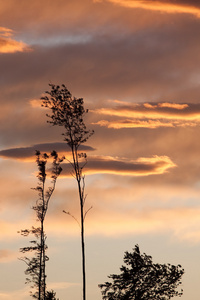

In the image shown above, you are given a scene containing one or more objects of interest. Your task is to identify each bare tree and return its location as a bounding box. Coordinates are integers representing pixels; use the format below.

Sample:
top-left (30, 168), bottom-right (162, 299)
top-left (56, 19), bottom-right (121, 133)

top-left (41, 84), bottom-right (94, 300)
top-left (19, 151), bottom-right (63, 299)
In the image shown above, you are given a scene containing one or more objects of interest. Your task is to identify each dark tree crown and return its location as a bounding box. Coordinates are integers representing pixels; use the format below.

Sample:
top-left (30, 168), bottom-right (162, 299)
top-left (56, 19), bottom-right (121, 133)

top-left (41, 84), bottom-right (94, 149)
top-left (99, 245), bottom-right (184, 300)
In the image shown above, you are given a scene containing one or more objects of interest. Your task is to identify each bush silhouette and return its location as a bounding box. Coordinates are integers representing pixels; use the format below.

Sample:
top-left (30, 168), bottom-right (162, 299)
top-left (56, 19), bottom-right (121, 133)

top-left (99, 245), bottom-right (184, 300)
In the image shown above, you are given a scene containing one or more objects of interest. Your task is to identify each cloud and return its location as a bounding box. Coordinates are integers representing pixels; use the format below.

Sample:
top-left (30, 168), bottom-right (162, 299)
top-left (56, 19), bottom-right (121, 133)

top-left (48, 281), bottom-right (80, 290)
top-left (41, 201), bottom-right (200, 243)
top-left (95, 119), bottom-right (176, 129)
top-left (0, 143), bottom-right (95, 161)
top-left (61, 155), bottom-right (176, 176)
top-left (99, 0), bottom-right (200, 18)
top-left (0, 220), bottom-right (24, 241)
top-left (157, 102), bottom-right (189, 109)
top-left (86, 206), bottom-right (200, 243)
top-left (0, 27), bottom-right (31, 53)
top-left (93, 102), bottom-right (200, 129)
top-left (0, 249), bottom-right (18, 263)
top-left (0, 286), bottom-right (34, 300)
top-left (0, 27), bottom-right (13, 37)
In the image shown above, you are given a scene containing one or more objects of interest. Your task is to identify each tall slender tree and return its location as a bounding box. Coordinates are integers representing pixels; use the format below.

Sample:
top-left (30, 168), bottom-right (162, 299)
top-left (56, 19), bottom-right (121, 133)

top-left (19, 151), bottom-right (63, 299)
top-left (41, 84), bottom-right (94, 300)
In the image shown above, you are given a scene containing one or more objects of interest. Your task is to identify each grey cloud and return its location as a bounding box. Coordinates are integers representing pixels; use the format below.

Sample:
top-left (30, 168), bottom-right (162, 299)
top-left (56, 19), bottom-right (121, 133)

top-left (0, 0), bottom-right (199, 190)
top-left (0, 143), bottom-right (95, 159)
top-left (163, 0), bottom-right (200, 6)
top-left (1, 1), bottom-right (200, 106)
top-left (60, 156), bottom-right (175, 176)
top-left (1, 23), bottom-right (200, 105)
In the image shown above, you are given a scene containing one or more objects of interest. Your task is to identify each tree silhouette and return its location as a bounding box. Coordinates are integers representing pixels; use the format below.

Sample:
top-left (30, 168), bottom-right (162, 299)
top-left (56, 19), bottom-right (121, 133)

top-left (19, 151), bottom-right (63, 300)
top-left (99, 245), bottom-right (184, 300)
top-left (46, 290), bottom-right (59, 300)
top-left (41, 84), bottom-right (94, 300)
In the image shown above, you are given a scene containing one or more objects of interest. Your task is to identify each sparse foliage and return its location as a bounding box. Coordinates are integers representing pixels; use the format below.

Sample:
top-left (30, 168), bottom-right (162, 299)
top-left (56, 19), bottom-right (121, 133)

top-left (99, 245), bottom-right (184, 300)
top-left (41, 84), bottom-right (94, 300)
top-left (19, 151), bottom-right (63, 300)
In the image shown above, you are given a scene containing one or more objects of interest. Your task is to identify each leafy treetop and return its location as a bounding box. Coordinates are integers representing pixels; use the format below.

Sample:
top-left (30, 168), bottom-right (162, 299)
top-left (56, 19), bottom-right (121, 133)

top-left (99, 245), bottom-right (184, 300)
top-left (41, 84), bottom-right (94, 149)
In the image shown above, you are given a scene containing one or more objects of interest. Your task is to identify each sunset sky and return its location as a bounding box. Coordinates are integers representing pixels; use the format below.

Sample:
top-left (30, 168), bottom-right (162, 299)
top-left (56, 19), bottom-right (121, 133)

top-left (1, 0), bottom-right (200, 299)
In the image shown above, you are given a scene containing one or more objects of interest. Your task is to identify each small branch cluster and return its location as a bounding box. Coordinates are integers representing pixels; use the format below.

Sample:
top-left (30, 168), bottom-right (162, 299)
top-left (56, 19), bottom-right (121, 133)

top-left (32, 150), bottom-right (63, 222)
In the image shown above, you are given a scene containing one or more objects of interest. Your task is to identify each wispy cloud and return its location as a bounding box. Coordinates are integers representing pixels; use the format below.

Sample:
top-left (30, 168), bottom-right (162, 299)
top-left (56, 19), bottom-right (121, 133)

top-left (88, 206), bottom-right (200, 243)
top-left (95, 119), bottom-right (176, 129)
top-left (98, 0), bottom-right (200, 18)
top-left (43, 204), bottom-right (200, 243)
top-left (94, 102), bottom-right (200, 129)
top-left (0, 27), bottom-right (31, 54)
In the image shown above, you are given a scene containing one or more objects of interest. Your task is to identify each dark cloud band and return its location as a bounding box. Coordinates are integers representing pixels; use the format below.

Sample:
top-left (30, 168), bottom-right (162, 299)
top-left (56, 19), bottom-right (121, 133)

top-left (60, 155), bottom-right (176, 176)
top-left (0, 142), bottom-right (95, 159)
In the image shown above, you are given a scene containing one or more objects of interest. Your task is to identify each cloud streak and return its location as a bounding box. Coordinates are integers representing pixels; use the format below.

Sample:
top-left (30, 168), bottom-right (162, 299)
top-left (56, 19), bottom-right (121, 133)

top-left (94, 102), bottom-right (200, 129)
top-left (99, 0), bottom-right (200, 18)
top-left (61, 155), bottom-right (176, 176)
top-left (0, 144), bottom-right (174, 177)
top-left (0, 143), bottom-right (95, 161)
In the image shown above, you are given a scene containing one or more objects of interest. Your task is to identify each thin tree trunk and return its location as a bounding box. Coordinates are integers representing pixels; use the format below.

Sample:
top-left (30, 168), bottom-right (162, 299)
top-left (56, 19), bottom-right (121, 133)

top-left (41, 179), bottom-right (46, 300)
top-left (79, 181), bottom-right (86, 300)
top-left (39, 221), bottom-right (43, 300)
top-left (72, 145), bottom-right (86, 300)
top-left (42, 222), bottom-right (46, 300)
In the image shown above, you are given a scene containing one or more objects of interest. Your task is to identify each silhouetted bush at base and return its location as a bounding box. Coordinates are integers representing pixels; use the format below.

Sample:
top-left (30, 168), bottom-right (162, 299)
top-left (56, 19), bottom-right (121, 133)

top-left (99, 244), bottom-right (184, 300)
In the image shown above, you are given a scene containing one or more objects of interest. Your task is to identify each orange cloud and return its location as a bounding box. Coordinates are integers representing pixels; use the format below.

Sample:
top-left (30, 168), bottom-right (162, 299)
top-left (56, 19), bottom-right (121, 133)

top-left (158, 102), bottom-right (189, 109)
top-left (85, 206), bottom-right (200, 241)
top-left (100, 0), bottom-right (200, 18)
top-left (39, 204), bottom-right (200, 243)
top-left (95, 119), bottom-right (175, 129)
top-left (143, 103), bottom-right (156, 109)
top-left (29, 99), bottom-right (41, 108)
top-left (0, 27), bottom-right (13, 37)
top-left (94, 102), bottom-right (200, 129)
top-left (96, 103), bottom-right (199, 120)
top-left (94, 119), bottom-right (198, 129)
top-left (144, 102), bottom-right (189, 110)
top-left (0, 27), bottom-right (31, 53)
top-left (61, 155), bottom-right (176, 177)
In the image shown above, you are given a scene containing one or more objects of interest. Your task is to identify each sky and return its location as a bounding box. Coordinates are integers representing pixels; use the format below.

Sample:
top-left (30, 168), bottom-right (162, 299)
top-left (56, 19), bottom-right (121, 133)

top-left (1, 0), bottom-right (200, 299)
